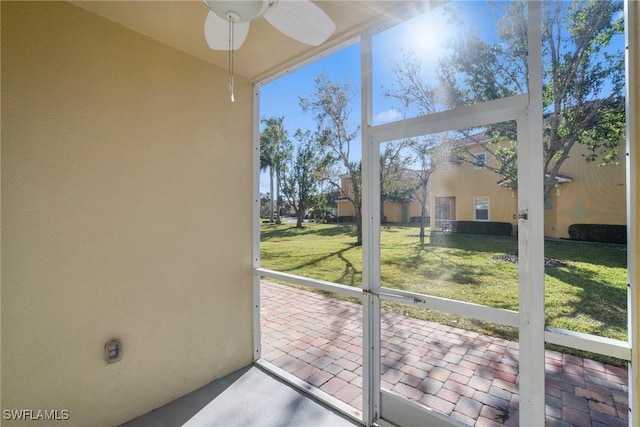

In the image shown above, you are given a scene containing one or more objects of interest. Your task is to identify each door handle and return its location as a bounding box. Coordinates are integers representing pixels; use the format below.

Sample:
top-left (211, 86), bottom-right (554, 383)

top-left (513, 210), bottom-right (528, 220)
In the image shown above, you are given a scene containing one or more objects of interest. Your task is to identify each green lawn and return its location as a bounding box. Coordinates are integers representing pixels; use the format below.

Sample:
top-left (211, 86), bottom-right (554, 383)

top-left (260, 222), bottom-right (628, 346)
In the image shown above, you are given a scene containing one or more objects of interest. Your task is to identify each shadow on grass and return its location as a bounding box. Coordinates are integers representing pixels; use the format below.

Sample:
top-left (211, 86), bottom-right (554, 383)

top-left (261, 223), bottom-right (356, 241)
top-left (438, 226), bottom-right (626, 261)
top-left (264, 224), bottom-right (627, 341)
top-left (430, 231), bottom-right (627, 269)
top-left (544, 239), bottom-right (627, 268)
top-left (545, 265), bottom-right (627, 336)
top-left (428, 232), bottom-right (517, 255)
top-left (383, 241), bottom-right (498, 287)
top-left (280, 245), bottom-right (361, 287)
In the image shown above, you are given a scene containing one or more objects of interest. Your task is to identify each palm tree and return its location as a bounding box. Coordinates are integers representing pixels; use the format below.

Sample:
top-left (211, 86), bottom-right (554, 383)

top-left (260, 116), bottom-right (288, 223)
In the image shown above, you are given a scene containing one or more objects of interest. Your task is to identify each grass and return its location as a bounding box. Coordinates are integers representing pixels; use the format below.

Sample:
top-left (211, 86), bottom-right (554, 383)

top-left (260, 222), bottom-right (628, 363)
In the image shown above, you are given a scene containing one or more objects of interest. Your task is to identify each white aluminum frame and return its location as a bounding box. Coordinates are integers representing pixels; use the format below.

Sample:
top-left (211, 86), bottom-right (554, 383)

top-left (378, 288), bottom-right (519, 327)
top-left (360, 32), bottom-right (382, 427)
top-left (625, 0), bottom-right (638, 424)
top-left (366, 5), bottom-right (545, 425)
top-left (370, 94), bottom-right (527, 142)
top-left (516, 5), bottom-right (545, 424)
top-left (380, 390), bottom-right (465, 427)
top-left (253, 85), bottom-right (262, 362)
top-left (251, 1), bottom-right (636, 425)
top-left (545, 327), bottom-right (631, 361)
top-left (256, 268), bottom-right (363, 300)
top-left (369, 86), bottom-right (535, 427)
top-left (256, 359), bottom-right (364, 423)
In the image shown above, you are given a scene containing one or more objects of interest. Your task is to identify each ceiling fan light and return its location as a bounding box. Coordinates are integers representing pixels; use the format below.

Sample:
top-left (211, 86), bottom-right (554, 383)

top-left (202, 0), bottom-right (269, 23)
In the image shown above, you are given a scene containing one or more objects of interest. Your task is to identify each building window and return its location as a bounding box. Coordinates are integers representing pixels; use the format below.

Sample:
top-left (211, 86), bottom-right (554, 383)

top-left (474, 196), bottom-right (489, 221)
top-left (474, 152), bottom-right (486, 169)
top-left (544, 197), bottom-right (552, 210)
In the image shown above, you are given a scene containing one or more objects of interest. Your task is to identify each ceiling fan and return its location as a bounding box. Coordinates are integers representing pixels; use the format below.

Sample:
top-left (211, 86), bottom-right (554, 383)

top-left (202, 0), bottom-right (336, 101)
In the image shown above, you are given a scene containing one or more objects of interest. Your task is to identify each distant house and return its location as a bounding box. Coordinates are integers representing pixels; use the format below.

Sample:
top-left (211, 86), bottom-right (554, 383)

top-left (336, 139), bottom-right (625, 239)
top-left (429, 140), bottom-right (626, 239)
top-left (337, 169), bottom-right (429, 223)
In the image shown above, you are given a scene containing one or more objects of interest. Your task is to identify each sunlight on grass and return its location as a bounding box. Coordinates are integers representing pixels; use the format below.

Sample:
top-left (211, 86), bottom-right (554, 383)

top-left (260, 223), bottom-right (628, 341)
top-left (261, 223), bottom-right (363, 286)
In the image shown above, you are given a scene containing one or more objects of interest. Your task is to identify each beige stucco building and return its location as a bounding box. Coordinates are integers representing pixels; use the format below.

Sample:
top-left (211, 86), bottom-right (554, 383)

top-left (338, 139), bottom-right (626, 240)
top-left (429, 142), bottom-right (626, 239)
top-left (544, 144), bottom-right (627, 238)
top-left (337, 172), bottom-right (426, 223)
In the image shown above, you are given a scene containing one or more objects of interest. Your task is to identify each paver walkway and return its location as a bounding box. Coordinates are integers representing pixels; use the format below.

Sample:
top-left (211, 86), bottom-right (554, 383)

top-left (260, 281), bottom-right (629, 427)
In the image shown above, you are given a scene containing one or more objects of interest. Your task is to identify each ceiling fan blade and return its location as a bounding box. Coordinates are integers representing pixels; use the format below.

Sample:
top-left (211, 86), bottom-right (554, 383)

top-left (263, 0), bottom-right (335, 46)
top-left (204, 11), bottom-right (250, 50)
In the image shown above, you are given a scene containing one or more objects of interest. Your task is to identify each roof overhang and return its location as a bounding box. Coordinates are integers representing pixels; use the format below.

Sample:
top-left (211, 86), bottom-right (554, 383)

top-left (497, 174), bottom-right (573, 188)
top-left (71, 0), bottom-right (446, 84)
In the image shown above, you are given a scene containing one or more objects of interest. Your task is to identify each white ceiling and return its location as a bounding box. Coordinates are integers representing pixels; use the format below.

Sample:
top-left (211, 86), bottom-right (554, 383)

top-left (71, 1), bottom-right (443, 84)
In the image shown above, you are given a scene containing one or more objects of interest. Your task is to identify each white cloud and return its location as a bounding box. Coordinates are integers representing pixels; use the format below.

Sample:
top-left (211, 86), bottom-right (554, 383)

top-left (374, 109), bottom-right (402, 124)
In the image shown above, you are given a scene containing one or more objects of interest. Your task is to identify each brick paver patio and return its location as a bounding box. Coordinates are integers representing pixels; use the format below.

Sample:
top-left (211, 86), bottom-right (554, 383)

top-left (260, 281), bottom-right (629, 427)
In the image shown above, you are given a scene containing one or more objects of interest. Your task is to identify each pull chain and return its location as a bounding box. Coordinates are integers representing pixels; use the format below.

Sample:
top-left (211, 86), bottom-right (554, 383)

top-left (228, 16), bottom-right (235, 103)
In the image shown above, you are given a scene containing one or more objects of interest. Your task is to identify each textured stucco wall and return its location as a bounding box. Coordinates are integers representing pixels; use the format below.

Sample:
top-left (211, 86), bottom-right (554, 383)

top-left (1, 2), bottom-right (254, 426)
top-left (547, 144), bottom-right (626, 239)
top-left (429, 152), bottom-right (518, 230)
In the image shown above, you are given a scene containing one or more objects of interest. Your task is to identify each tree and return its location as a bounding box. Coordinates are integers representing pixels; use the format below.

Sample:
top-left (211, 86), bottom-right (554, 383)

top-left (409, 137), bottom-right (439, 245)
top-left (300, 74), bottom-right (363, 245)
top-left (386, 0), bottom-right (625, 200)
top-left (307, 193), bottom-right (328, 221)
top-left (260, 193), bottom-right (272, 218)
top-left (260, 116), bottom-right (290, 223)
top-left (380, 140), bottom-right (414, 223)
top-left (280, 130), bottom-right (325, 228)
top-left (382, 50), bottom-right (438, 116)
top-left (310, 185), bottom-right (341, 222)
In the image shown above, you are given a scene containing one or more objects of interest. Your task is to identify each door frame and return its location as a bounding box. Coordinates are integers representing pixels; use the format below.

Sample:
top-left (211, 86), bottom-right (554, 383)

top-left (360, 4), bottom-right (544, 426)
top-left (364, 93), bottom-right (540, 427)
top-left (434, 196), bottom-right (456, 231)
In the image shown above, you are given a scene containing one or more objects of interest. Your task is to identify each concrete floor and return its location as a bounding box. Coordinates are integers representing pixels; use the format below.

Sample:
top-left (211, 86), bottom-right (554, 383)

top-left (120, 365), bottom-right (359, 427)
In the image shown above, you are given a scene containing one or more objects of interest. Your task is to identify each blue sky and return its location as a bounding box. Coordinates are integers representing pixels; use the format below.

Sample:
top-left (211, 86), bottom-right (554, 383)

top-left (258, 1), bottom-right (499, 193)
top-left (258, 0), bottom-right (625, 193)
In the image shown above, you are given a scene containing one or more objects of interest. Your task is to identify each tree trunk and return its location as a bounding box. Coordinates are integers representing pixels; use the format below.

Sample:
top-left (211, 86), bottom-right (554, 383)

top-left (419, 204), bottom-right (426, 246)
top-left (354, 203), bottom-right (363, 246)
top-left (269, 169), bottom-right (275, 223)
top-left (419, 179), bottom-right (429, 246)
top-left (296, 208), bottom-right (304, 228)
top-left (275, 169), bottom-right (281, 224)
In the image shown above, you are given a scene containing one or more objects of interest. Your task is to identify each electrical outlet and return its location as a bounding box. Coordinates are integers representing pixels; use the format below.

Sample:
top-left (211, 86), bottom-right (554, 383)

top-left (105, 339), bottom-right (122, 364)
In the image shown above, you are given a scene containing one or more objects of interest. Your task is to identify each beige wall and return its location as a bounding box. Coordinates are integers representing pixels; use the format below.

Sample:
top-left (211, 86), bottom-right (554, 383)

top-left (431, 143), bottom-right (626, 239)
top-left (382, 200), bottom-right (404, 222)
top-left (337, 199), bottom-right (355, 218)
top-left (381, 200), bottom-right (424, 223)
top-left (546, 144), bottom-right (626, 238)
top-left (430, 153), bottom-right (518, 231)
top-left (1, 2), bottom-right (254, 426)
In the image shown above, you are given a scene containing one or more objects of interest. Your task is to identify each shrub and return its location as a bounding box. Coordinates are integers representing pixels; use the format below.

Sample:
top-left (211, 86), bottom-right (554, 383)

top-left (449, 221), bottom-right (512, 236)
top-left (568, 224), bottom-right (627, 244)
top-left (410, 216), bottom-right (431, 224)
